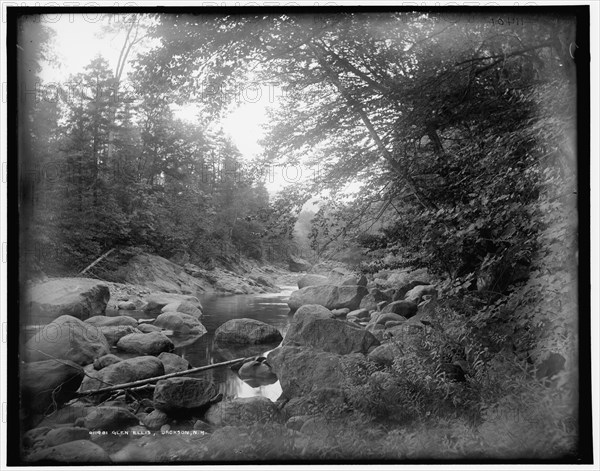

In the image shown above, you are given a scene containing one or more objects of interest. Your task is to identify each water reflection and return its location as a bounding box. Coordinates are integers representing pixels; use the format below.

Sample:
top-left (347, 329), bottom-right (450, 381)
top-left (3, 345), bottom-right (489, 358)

top-left (221, 372), bottom-right (282, 402)
top-left (23, 286), bottom-right (296, 401)
top-left (167, 288), bottom-right (295, 401)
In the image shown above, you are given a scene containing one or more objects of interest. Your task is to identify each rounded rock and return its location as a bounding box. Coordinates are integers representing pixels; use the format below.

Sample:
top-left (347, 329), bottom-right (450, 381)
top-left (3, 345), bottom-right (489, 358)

top-left (214, 318), bottom-right (283, 345)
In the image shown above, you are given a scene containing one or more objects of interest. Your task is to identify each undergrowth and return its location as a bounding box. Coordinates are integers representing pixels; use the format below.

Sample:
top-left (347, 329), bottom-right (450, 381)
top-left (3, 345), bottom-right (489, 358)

top-left (199, 292), bottom-right (578, 461)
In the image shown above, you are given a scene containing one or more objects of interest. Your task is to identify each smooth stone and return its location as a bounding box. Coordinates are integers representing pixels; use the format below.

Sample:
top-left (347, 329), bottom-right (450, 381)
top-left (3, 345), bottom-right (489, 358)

top-left (288, 285), bottom-right (368, 312)
top-left (214, 318), bottom-right (282, 345)
top-left (23, 278), bottom-right (110, 322)
top-left (23, 315), bottom-right (110, 366)
top-left (154, 312), bottom-right (207, 335)
top-left (116, 332), bottom-right (174, 355)
top-left (79, 356), bottom-right (164, 402)
top-left (153, 377), bottom-right (216, 413)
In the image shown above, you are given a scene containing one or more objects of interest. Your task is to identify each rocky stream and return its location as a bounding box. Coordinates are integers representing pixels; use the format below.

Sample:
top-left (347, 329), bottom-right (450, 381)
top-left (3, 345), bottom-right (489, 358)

top-left (19, 252), bottom-right (440, 463)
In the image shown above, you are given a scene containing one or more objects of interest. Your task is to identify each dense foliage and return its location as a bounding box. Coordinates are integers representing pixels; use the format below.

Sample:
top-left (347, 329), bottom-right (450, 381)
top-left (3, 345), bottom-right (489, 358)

top-left (19, 20), bottom-right (295, 276)
top-left (138, 11), bottom-right (577, 280)
top-left (129, 10), bottom-right (581, 458)
top-left (137, 8), bottom-right (579, 363)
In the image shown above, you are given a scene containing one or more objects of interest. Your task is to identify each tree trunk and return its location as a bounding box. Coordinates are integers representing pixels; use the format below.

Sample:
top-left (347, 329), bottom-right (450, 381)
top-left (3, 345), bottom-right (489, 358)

top-left (309, 41), bottom-right (436, 210)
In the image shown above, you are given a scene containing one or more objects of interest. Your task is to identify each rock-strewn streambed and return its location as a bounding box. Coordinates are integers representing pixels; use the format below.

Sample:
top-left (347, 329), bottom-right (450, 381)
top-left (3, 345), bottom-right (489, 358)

top-left (20, 258), bottom-right (442, 463)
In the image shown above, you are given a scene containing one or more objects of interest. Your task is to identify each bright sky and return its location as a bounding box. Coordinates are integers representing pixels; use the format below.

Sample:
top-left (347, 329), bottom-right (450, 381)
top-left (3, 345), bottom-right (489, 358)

top-left (38, 14), bottom-right (304, 194)
top-left (40, 15), bottom-right (135, 83)
top-left (40, 15), bottom-right (274, 160)
top-left (36, 14), bottom-right (359, 201)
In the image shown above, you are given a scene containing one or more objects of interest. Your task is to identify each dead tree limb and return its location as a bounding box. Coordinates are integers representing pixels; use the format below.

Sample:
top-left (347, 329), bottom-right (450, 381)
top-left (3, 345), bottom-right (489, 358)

top-left (79, 248), bottom-right (116, 276)
top-left (77, 356), bottom-right (254, 397)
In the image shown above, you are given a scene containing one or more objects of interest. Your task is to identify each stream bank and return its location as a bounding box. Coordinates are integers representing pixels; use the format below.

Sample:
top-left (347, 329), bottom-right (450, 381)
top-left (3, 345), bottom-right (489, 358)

top-left (20, 256), bottom-right (451, 463)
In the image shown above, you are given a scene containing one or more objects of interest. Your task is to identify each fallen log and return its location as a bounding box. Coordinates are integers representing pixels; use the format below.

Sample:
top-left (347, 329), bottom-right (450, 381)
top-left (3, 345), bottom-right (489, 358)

top-left (77, 356), bottom-right (254, 397)
top-left (79, 248), bottom-right (116, 275)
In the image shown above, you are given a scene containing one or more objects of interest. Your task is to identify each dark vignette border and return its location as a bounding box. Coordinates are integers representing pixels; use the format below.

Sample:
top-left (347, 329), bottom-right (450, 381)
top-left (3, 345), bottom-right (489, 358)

top-left (4, 3), bottom-right (592, 466)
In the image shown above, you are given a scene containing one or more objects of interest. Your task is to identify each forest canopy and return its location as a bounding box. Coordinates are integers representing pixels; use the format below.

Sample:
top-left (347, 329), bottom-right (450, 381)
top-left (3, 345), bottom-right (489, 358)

top-left (133, 10), bottom-right (578, 279)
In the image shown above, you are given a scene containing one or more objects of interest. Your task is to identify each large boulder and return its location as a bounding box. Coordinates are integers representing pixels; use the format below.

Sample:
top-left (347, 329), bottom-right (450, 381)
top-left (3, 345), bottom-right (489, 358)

top-left (297, 274), bottom-right (329, 289)
top-left (27, 440), bottom-right (111, 463)
top-left (21, 359), bottom-right (84, 418)
top-left (293, 304), bottom-right (333, 320)
top-left (205, 396), bottom-right (280, 426)
top-left (288, 255), bottom-right (312, 272)
top-left (268, 346), bottom-right (350, 397)
top-left (154, 311), bottom-right (207, 335)
top-left (99, 325), bottom-right (140, 346)
top-left (143, 293), bottom-right (203, 314)
top-left (380, 300), bottom-right (418, 318)
top-left (214, 318), bottom-right (283, 345)
top-left (85, 315), bottom-right (138, 327)
top-left (79, 356), bottom-right (164, 399)
top-left (160, 301), bottom-right (203, 318)
top-left (116, 332), bottom-right (174, 355)
top-left (288, 285), bottom-right (368, 311)
top-left (23, 278), bottom-right (110, 323)
top-left (23, 315), bottom-right (110, 365)
top-left (158, 352), bottom-right (190, 374)
top-left (284, 311), bottom-right (379, 355)
top-left (153, 377), bottom-right (216, 413)
top-left (154, 312), bottom-right (207, 335)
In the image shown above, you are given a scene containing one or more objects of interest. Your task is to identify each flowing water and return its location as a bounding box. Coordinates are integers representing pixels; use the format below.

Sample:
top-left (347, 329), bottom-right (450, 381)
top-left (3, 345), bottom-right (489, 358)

top-left (23, 284), bottom-right (297, 402)
top-left (169, 286), bottom-right (296, 401)
top-left (110, 285), bottom-right (296, 401)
